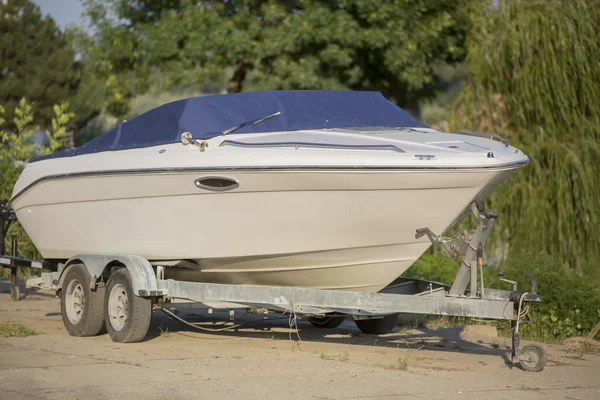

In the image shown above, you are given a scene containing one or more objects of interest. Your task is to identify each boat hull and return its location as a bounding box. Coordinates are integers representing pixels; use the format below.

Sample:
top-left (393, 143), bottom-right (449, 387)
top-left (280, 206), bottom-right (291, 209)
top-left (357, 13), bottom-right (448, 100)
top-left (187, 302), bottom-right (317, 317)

top-left (12, 167), bottom-right (519, 292)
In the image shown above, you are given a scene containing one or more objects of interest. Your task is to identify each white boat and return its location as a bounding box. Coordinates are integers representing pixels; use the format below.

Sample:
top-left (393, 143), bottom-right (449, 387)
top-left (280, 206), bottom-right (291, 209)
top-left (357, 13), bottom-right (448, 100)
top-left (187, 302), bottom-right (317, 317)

top-left (9, 90), bottom-right (528, 292)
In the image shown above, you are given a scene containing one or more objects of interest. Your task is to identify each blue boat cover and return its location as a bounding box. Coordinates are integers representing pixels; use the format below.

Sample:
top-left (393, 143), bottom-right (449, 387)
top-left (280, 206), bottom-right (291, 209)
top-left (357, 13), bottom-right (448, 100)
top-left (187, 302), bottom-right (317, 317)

top-left (31, 90), bottom-right (428, 162)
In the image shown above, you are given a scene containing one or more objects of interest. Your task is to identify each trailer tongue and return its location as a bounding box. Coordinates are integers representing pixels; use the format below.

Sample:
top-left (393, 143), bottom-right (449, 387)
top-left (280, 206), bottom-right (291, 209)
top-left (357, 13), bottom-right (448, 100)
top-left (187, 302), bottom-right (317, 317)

top-left (1, 200), bottom-right (546, 372)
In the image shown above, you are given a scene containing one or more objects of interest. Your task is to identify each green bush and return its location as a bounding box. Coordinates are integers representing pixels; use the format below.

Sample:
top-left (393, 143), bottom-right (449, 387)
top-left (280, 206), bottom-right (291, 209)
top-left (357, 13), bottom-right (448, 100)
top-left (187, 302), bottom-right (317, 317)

top-left (499, 251), bottom-right (600, 341)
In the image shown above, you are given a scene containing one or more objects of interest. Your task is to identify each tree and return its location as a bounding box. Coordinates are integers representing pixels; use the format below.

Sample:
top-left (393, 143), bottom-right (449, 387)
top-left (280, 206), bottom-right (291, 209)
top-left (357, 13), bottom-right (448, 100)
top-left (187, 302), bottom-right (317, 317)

top-left (451, 0), bottom-right (600, 268)
top-left (0, 0), bottom-right (100, 129)
top-left (83, 0), bottom-right (472, 117)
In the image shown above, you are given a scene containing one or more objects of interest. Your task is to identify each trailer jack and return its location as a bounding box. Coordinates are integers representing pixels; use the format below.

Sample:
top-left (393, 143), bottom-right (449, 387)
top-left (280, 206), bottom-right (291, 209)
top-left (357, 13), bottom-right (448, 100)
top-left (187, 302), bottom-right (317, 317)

top-left (418, 201), bottom-right (546, 371)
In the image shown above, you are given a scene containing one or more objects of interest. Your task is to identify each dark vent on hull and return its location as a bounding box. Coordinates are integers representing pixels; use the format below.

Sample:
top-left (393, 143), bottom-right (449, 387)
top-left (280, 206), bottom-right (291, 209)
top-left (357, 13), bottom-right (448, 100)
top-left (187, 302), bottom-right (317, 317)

top-left (194, 177), bottom-right (239, 192)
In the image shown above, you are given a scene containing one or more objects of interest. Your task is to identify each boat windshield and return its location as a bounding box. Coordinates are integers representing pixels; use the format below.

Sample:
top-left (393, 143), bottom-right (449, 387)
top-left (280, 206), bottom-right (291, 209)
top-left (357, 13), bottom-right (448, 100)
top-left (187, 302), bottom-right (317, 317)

top-left (221, 111), bottom-right (281, 136)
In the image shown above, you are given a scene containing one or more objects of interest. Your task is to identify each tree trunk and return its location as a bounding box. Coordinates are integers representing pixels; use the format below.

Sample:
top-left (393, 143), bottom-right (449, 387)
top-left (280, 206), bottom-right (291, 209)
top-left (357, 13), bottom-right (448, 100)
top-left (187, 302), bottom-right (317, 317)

top-left (227, 60), bottom-right (247, 94)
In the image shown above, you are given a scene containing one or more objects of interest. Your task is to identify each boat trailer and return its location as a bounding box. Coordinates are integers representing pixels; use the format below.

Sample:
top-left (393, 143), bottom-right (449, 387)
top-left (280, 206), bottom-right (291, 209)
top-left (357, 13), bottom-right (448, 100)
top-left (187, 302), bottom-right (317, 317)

top-left (1, 200), bottom-right (546, 372)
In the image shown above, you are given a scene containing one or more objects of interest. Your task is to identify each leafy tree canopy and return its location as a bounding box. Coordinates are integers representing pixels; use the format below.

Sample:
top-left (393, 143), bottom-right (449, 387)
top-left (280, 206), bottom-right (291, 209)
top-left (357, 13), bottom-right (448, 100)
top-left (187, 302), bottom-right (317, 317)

top-left (0, 0), bottom-right (100, 129)
top-left (83, 0), bottom-right (472, 117)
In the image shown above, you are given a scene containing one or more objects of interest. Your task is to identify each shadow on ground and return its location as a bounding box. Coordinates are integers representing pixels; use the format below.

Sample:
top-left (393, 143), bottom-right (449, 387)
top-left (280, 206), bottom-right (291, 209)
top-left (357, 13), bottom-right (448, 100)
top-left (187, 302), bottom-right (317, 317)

top-left (144, 307), bottom-right (513, 365)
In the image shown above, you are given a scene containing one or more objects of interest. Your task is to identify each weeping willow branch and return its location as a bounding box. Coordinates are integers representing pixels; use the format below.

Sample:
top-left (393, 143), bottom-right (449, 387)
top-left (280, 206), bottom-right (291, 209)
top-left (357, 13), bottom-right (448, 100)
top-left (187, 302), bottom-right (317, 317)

top-left (452, 0), bottom-right (600, 268)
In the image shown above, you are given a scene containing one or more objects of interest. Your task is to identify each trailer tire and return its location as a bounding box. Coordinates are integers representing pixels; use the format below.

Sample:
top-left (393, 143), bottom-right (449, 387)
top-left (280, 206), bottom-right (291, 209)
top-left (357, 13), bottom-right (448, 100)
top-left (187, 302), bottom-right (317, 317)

top-left (61, 264), bottom-right (105, 337)
top-left (104, 268), bottom-right (151, 343)
top-left (354, 314), bottom-right (399, 334)
top-left (308, 316), bottom-right (345, 329)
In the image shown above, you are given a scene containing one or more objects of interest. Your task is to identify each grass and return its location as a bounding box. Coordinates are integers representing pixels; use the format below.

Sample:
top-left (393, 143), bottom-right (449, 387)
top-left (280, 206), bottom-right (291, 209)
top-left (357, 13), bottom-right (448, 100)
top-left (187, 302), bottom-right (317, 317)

top-left (317, 350), bottom-right (349, 362)
top-left (579, 342), bottom-right (600, 354)
top-left (519, 385), bottom-right (540, 393)
top-left (371, 339), bottom-right (379, 352)
top-left (388, 357), bottom-right (409, 371)
top-left (0, 321), bottom-right (38, 337)
top-left (425, 316), bottom-right (472, 329)
top-left (567, 340), bottom-right (600, 356)
top-left (158, 324), bottom-right (171, 338)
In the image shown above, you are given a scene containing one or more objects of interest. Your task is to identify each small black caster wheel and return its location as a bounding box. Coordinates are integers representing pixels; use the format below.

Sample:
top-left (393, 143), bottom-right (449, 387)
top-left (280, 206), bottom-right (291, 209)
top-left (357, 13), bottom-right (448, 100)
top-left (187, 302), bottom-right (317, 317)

top-left (519, 344), bottom-right (546, 372)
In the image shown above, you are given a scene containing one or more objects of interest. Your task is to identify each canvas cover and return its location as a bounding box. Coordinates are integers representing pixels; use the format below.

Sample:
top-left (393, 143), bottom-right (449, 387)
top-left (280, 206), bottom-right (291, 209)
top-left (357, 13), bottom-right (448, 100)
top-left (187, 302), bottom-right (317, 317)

top-left (31, 90), bottom-right (428, 162)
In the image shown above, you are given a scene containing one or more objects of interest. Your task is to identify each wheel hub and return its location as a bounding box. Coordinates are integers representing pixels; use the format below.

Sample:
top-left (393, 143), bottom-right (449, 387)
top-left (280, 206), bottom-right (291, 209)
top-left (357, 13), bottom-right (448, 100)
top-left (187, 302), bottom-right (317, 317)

top-left (108, 283), bottom-right (129, 331)
top-left (65, 279), bottom-right (85, 324)
top-left (523, 350), bottom-right (539, 366)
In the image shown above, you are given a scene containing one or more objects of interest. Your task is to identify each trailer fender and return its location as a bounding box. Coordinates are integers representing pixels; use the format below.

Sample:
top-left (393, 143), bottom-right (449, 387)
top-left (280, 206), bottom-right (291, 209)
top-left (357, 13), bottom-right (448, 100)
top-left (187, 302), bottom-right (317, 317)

top-left (59, 255), bottom-right (160, 297)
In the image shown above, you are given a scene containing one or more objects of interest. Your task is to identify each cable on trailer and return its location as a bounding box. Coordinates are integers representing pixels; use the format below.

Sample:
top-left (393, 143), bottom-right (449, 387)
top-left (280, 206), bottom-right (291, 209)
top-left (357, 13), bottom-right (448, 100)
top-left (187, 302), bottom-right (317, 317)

top-left (159, 307), bottom-right (293, 333)
top-left (160, 307), bottom-right (245, 332)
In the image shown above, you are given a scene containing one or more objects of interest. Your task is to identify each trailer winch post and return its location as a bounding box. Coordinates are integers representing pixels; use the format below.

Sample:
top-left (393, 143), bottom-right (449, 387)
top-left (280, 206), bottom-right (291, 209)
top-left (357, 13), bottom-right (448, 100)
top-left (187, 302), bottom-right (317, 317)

top-left (448, 201), bottom-right (496, 297)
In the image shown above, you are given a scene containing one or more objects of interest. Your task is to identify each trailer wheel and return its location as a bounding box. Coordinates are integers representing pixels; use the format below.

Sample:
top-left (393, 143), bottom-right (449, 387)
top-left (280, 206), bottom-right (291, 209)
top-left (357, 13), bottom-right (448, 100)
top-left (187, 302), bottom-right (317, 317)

top-left (60, 264), bottom-right (105, 336)
top-left (104, 268), bottom-right (151, 343)
top-left (354, 314), bottom-right (399, 334)
top-left (308, 316), bottom-right (345, 329)
top-left (519, 344), bottom-right (546, 372)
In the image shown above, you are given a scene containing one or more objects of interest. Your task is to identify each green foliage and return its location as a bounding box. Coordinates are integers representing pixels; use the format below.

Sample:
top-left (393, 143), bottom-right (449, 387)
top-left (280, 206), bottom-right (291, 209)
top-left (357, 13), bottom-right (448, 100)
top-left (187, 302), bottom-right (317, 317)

top-left (83, 0), bottom-right (473, 117)
top-left (0, 0), bottom-right (100, 129)
top-left (0, 321), bottom-right (38, 337)
top-left (451, 0), bottom-right (600, 268)
top-left (46, 103), bottom-right (76, 155)
top-left (0, 99), bottom-right (35, 200)
top-left (463, 0), bottom-right (599, 140)
top-left (498, 251), bottom-right (600, 341)
top-left (80, 0), bottom-right (152, 118)
top-left (403, 252), bottom-right (461, 284)
top-left (1, 99), bottom-right (74, 260)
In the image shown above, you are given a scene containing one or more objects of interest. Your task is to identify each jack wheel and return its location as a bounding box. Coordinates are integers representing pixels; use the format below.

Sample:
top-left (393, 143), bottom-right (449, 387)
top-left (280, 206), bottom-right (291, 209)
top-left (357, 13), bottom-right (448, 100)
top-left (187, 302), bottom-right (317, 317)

top-left (519, 344), bottom-right (546, 372)
top-left (354, 314), bottom-right (399, 334)
top-left (308, 316), bottom-right (345, 329)
top-left (105, 268), bottom-right (151, 343)
top-left (61, 264), bottom-right (105, 336)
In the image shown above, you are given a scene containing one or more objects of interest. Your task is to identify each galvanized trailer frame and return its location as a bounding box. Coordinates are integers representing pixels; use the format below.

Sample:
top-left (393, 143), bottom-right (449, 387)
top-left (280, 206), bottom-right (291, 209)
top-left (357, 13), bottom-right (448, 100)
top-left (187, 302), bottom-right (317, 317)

top-left (1, 200), bottom-right (546, 371)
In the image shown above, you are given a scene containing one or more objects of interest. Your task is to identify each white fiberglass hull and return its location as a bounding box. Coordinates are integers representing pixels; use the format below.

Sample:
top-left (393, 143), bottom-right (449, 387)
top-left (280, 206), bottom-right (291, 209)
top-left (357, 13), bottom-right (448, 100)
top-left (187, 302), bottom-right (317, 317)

top-left (11, 166), bottom-right (520, 292)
